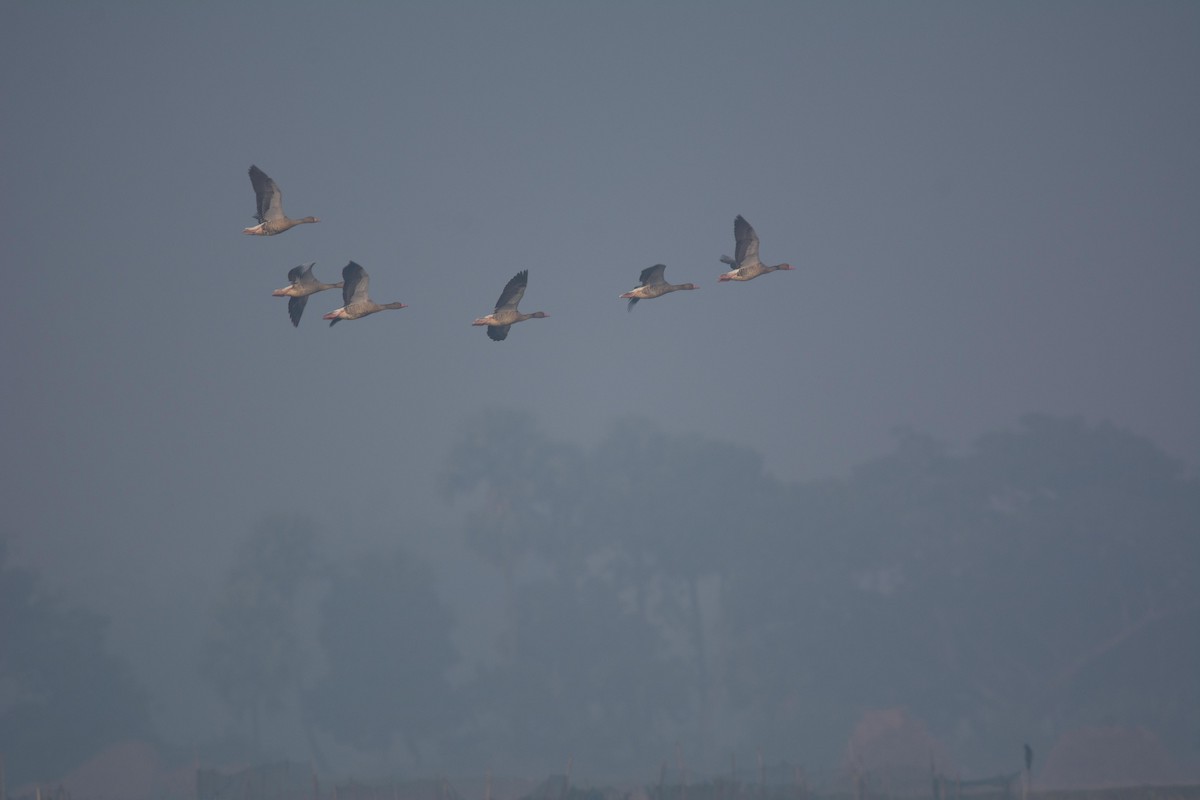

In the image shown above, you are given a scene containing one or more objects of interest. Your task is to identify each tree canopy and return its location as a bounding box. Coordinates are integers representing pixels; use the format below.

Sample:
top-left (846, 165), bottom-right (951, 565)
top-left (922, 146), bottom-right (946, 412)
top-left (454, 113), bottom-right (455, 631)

top-left (438, 411), bottom-right (1200, 776)
top-left (0, 538), bottom-right (150, 785)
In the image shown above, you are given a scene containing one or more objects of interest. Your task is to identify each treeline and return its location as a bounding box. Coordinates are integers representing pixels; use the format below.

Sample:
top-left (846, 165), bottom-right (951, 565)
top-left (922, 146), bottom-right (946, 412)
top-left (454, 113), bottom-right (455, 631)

top-left (422, 412), bottom-right (1198, 777)
top-left (3, 412), bottom-right (1197, 784)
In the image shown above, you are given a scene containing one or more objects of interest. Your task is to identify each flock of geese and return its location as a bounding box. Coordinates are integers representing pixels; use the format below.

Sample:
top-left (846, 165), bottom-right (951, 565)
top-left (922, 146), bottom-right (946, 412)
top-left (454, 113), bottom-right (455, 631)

top-left (247, 165), bottom-right (794, 339)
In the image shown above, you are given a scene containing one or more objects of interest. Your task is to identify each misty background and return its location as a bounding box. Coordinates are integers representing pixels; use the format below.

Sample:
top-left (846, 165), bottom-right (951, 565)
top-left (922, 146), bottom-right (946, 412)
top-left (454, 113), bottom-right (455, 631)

top-left (1, 1), bottom-right (1198, 791)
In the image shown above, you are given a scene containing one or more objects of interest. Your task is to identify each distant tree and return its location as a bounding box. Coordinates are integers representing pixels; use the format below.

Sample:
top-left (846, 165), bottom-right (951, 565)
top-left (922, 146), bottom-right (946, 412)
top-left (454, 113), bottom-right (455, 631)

top-left (0, 538), bottom-right (150, 785)
top-left (586, 421), bottom-right (775, 614)
top-left (306, 547), bottom-right (456, 765)
top-left (584, 420), bottom-right (788, 759)
top-left (444, 413), bottom-right (796, 769)
top-left (722, 416), bottom-right (1200, 772)
top-left (199, 516), bottom-right (322, 752)
top-left (958, 415), bottom-right (1200, 757)
top-left (442, 408), bottom-right (586, 660)
top-left (441, 409), bottom-right (1200, 775)
top-left (459, 572), bottom-right (691, 775)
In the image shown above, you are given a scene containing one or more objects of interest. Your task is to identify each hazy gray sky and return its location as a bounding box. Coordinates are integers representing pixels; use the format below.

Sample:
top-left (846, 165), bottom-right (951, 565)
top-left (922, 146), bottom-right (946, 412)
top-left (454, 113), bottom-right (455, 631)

top-left (2, 0), bottom-right (1198, 752)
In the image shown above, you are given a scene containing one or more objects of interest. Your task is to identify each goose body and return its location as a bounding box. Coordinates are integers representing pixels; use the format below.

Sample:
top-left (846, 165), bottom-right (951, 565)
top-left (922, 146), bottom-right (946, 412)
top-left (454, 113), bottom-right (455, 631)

top-left (472, 270), bottom-right (548, 341)
top-left (272, 263), bottom-right (344, 327)
top-left (243, 165), bottom-right (320, 236)
top-left (620, 264), bottom-right (698, 310)
top-left (718, 215), bottom-right (792, 281)
top-left (322, 262), bottom-right (407, 326)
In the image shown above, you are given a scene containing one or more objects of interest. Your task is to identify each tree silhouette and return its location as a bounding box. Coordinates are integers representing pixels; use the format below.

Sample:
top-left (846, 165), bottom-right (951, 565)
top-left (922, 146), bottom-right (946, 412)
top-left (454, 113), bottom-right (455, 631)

top-left (454, 572), bottom-right (690, 775)
top-left (584, 419), bottom-right (787, 760)
top-left (442, 408), bottom-right (586, 661)
top-left (306, 547), bottom-right (456, 766)
top-left (722, 416), bottom-right (1200, 772)
top-left (0, 537), bottom-right (150, 785)
top-left (439, 410), bottom-right (1200, 775)
top-left (199, 516), bottom-right (322, 752)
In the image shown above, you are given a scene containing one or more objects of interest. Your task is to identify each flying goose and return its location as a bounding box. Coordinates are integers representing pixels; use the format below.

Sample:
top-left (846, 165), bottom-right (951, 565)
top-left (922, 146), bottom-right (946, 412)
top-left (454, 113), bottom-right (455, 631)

top-left (472, 270), bottom-right (548, 341)
top-left (243, 165), bottom-right (320, 236)
top-left (620, 264), bottom-right (698, 310)
top-left (718, 215), bottom-right (792, 281)
top-left (272, 263), bottom-right (344, 327)
top-left (322, 262), bottom-right (407, 326)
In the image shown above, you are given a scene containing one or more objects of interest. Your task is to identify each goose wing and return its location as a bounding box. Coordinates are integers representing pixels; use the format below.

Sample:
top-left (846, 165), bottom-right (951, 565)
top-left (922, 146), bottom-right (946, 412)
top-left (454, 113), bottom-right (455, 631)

top-left (638, 263), bottom-right (668, 287)
top-left (287, 296), bottom-right (308, 327)
top-left (733, 215), bottom-right (760, 266)
top-left (341, 261), bottom-right (370, 305)
top-left (248, 165), bottom-right (284, 223)
top-left (288, 262), bottom-right (317, 287)
top-left (494, 269), bottom-right (528, 311)
top-left (487, 324), bottom-right (511, 341)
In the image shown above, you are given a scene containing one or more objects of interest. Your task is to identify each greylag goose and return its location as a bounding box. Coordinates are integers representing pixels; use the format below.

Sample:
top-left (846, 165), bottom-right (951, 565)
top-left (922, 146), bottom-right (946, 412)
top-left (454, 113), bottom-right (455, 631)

top-left (243, 165), bottom-right (320, 236)
top-left (472, 270), bottom-right (548, 341)
top-left (322, 262), bottom-right (407, 326)
top-left (620, 264), bottom-right (698, 310)
top-left (718, 215), bottom-right (792, 281)
top-left (272, 263), bottom-right (344, 327)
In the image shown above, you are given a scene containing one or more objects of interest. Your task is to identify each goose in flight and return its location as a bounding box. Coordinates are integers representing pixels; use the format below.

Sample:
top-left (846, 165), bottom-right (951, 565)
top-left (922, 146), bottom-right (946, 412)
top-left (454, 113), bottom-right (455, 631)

top-left (272, 263), bottom-right (343, 327)
top-left (472, 270), bottom-right (548, 341)
top-left (243, 165), bottom-right (320, 236)
top-left (322, 262), bottom-right (407, 326)
top-left (718, 215), bottom-right (792, 281)
top-left (620, 264), bottom-right (698, 310)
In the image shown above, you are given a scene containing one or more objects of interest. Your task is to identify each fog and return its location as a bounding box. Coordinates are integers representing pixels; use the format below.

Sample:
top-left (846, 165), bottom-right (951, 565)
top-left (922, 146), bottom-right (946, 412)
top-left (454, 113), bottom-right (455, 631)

top-left (1, 2), bottom-right (1198, 793)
